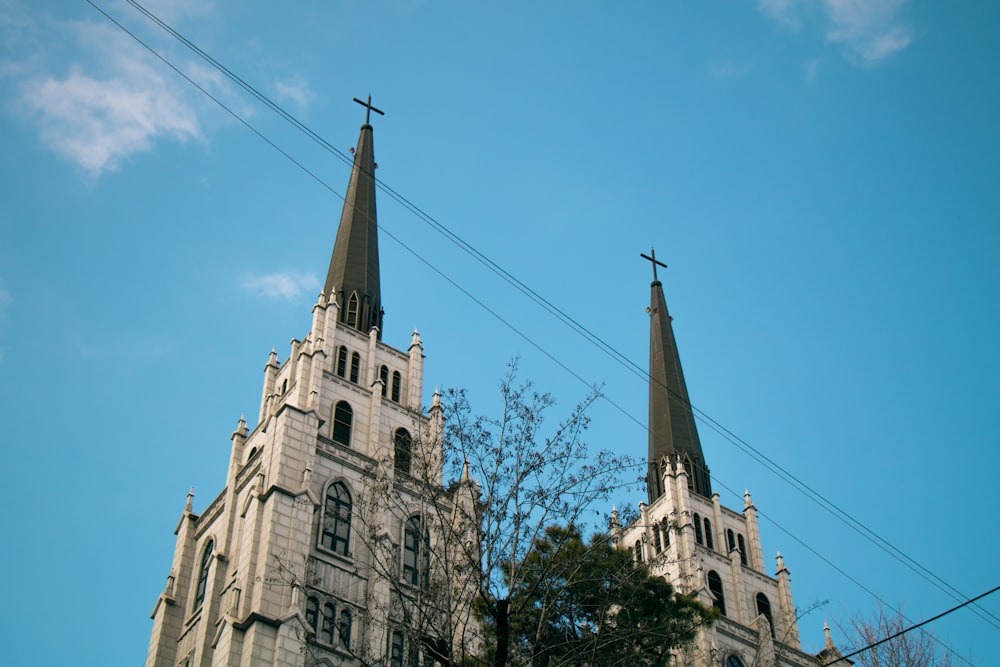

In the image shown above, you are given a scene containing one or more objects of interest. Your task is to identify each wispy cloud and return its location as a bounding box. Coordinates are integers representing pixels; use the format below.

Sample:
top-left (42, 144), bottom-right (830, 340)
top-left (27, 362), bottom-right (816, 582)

top-left (1, 2), bottom-right (218, 175)
top-left (21, 61), bottom-right (201, 174)
top-left (274, 73), bottom-right (314, 111)
top-left (824, 0), bottom-right (911, 61)
top-left (757, 0), bottom-right (806, 29)
top-left (758, 0), bottom-right (912, 63)
top-left (239, 272), bottom-right (320, 300)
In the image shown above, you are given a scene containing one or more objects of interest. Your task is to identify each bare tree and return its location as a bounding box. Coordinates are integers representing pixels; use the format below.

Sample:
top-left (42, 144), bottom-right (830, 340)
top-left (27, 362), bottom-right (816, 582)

top-left (351, 362), bottom-right (640, 666)
top-left (840, 606), bottom-right (955, 667)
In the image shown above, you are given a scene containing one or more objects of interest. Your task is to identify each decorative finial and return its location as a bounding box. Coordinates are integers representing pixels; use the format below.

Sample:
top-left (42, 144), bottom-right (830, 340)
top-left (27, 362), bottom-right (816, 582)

top-left (185, 487), bottom-right (194, 513)
top-left (353, 94), bottom-right (385, 125)
top-left (823, 620), bottom-right (834, 649)
top-left (640, 247), bottom-right (668, 282)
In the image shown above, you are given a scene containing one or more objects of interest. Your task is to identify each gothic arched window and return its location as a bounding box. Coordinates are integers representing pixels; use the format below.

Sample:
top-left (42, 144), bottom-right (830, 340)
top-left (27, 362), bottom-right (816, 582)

top-left (346, 292), bottom-right (359, 328)
top-left (389, 630), bottom-right (405, 667)
top-left (305, 595), bottom-right (319, 629)
top-left (684, 456), bottom-right (694, 490)
top-left (402, 516), bottom-right (430, 587)
top-left (707, 570), bottom-right (726, 616)
top-left (693, 513), bottom-right (703, 545)
top-left (350, 352), bottom-right (361, 383)
top-left (321, 481), bottom-right (352, 555)
top-left (339, 608), bottom-right (352, 649)
top-left (193, 540), bottom-right (214, 610)
top-left (634, 541), bottom-right (643, 564)
top-left (394, 428), bottom-right (412, 476)
top-left (391, 371), bottom-right (402, 403)
top-left (380, 365), bottom-right (389, 397)
top-left (727, 528), bottom-right (736, 553)
top-left (756, 593), bottom-right (774, 636)
top-left (336, 346), bottom-right (348, 378)
top-left (320, 601), bottom-right (336, 643)
top-left (661, 519), bottom-right (670, 547)
top-left (738, 534), bottom-right (748, 566)
top-left (653, 524), bottom-right (662, 554)
top-left (333, 401), bottom-right (353, 447)
top-left (704, 518), bottom-right (714, 550)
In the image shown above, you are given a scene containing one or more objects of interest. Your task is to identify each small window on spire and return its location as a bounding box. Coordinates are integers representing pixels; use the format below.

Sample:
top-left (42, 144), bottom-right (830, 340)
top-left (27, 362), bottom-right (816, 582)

top-left (346, 292), bottom-right (360, 328)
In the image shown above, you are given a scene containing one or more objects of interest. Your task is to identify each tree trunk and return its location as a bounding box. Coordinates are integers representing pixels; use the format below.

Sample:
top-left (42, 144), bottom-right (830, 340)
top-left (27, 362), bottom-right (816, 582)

top-left (494, 598), bottom-right (510, 667)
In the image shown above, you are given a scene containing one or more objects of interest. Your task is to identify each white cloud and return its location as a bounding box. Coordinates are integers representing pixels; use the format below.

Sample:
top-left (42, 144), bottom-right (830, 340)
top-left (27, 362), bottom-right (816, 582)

top-left (757, 0), bottom-right (806, 29)
top-left (824, 0), bottom-right (911, 61)
top-left (3, 4), bottom-right (212, 175)
top-left (21, 64), bottom-right (200, 174)
top-left (239, 272), bottom-right (320, 300)
top-left (274, 74), bottom-right (314, 110)
top-left (758, 0), bottom-right (912, 63)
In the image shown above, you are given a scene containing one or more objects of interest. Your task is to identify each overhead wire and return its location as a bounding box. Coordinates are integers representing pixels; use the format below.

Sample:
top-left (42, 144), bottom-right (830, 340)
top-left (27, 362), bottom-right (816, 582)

top-left (92, 0), bottom-right (1000, 643)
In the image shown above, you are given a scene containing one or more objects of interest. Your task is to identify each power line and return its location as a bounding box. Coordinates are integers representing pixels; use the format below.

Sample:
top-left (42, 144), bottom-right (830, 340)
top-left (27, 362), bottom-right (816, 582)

top-left (824, 584), bottom-right (1000, 665)
top-left (92, 0), bottom-right (998, 642)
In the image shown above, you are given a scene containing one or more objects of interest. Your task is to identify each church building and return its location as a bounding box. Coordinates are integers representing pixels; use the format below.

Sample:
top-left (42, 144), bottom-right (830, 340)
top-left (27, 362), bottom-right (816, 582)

top-left (145, 99), bottom-right (846, 667)
top-left (145, 100), bottom-right (480, 667)
top-left (610, 253), bottom-right (846, 667)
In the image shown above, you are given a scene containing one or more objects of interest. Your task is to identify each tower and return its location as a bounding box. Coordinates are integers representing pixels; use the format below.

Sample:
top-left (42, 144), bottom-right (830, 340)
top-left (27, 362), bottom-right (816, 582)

top-left (612, 251), bottom-right (847, 667)
top-left (145, 101), bottom-right (478, 667)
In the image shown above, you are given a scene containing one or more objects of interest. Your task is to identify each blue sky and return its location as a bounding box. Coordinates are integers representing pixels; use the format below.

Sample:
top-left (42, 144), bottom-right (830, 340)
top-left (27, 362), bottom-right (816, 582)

top-left (1, 1), bottom-right (998, 665)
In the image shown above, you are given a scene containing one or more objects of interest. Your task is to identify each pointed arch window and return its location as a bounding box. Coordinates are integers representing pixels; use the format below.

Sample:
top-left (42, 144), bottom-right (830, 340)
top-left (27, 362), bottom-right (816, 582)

top-left (389, 630), bottom-right (405, 667)
top-left (693, 513), bottom-right (703, 545)
top-left (653, 524), bottom-right (662, 554)
top-left (738, 534), bottom-right (748, 566)
top-left (349, 352), bottom-right (361, 383)
top-left (684, 456), bottom-right (694, 490)
top-left (321, 481), bottom-right (352, 555)
top-left (391, 371), bottom-right (401, 403)
top-left (394, 428), bottom-right (413, 476)
top-left (704, 517), bottom-right (714, 550)
top-left (727, 529), bottom-right (736, 553)
top-left (193, 540), bottom-right (214, 610)
top-left (661, 519), bottom-right (670, 547)
top-left (339, 609), bottom-right (352, 649)
top-left (305, 595), bottom-right (319, 629)
top-left (380, 365), bottom-right (389, 397)
top-left (756, 593), bottom-right (774, 636)
top-left (321, 602), bottom-right (336, 643)
top-left (346, 292), bottom-right (360, 328)
top-left (403, 516), bottom-right (430, 587)
top-left (333, 401), bottom-right (353, 447)
top-left (336, 346), bottom-right (348, 378)
top-left (707, 570), bottom-right (726, 616)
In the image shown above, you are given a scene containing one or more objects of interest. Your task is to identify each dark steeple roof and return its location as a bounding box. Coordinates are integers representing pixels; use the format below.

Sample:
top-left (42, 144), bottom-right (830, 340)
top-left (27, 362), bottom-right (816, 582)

top-left (644, 251), bottom-right (711, 501)
top-left (323, 105), bottom-right (383, 339)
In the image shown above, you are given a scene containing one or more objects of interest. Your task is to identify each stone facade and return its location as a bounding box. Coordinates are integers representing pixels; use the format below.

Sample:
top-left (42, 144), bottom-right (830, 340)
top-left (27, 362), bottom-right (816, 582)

top-left (145, 117), bottom-right (477, 667)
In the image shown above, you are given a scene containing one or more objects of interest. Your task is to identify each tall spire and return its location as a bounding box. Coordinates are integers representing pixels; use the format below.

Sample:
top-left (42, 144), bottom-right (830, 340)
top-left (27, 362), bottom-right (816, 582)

top-left (323, 96), bottom-right (386, 339)
top-left (642, 249), bottom-right (711, 502)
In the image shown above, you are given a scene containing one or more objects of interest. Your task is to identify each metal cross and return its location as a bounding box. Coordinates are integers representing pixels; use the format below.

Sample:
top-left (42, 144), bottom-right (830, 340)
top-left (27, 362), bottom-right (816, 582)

top-left (353, 94), bottom-right (385, 124)
top-left (640, 248), bottom-right (668, 281)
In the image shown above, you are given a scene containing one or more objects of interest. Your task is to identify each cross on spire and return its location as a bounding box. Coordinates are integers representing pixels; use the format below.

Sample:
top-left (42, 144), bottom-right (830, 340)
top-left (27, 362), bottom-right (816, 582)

top-left (640, 248), bottom-right (668, 282)
top-left (353, 94), bottom-right (385, 125)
